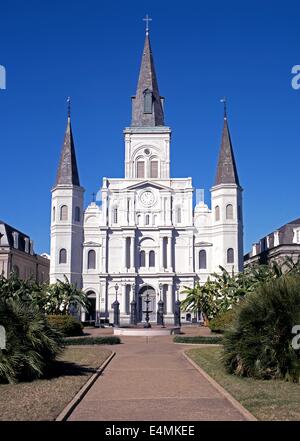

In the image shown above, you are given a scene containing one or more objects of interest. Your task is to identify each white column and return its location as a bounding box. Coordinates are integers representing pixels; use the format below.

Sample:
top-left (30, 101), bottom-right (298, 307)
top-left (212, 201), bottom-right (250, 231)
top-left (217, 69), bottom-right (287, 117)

top-left (160, 237), bottom-right (164, 270)
top-left (123, 237), bottom-right (127, 271)
top-left (102, 236), bottom-right (107, 273)
top-left (167, 236), bottom-right (172, 270)
top-left (130, 236), bottom-right (135, 270)
top-left (166, 284), bottom-right (173, 314)
top-left (96, 290), bottom-right (100, 323)
top-left (121, 283), bottom-right (126, 314)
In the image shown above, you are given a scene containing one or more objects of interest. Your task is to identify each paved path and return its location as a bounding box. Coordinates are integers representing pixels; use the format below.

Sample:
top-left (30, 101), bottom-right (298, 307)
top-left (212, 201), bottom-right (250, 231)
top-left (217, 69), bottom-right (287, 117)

top-left (68, 336), bottom-right (249, 421)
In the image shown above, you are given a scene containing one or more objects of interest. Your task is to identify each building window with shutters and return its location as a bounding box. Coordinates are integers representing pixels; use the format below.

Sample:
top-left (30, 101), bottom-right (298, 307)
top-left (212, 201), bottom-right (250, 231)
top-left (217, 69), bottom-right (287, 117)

top-left (75, 206), bottom-right (80, 222)
top-left (226, 204), bottom-right (233, 220)
top-left (150, 160), bottom-right (158, 178)
top-left (215, 205), bottom-right (220, 221)
top-left (199, 250), bottom-right (207, 269)
top-left (137, 160), bottom-right (145, 178)
top-left (52, 206), bottom-right (56, 221)
top-left (59, 248), bottom-right (67, 264)
top-left (149, 250), bottom-right (155, 267)
top-left (113, 207), bottom-right (118, 224)
top-left (87, 250), bottom-right (96, 269)
top-left (176, 207), bottom-right (181, 224)
top-left (60, 205), bottom-right (68, 221)
top-left (227, 248), bottom-right (234, 264)
top-left (145, 214), bottom-right (150, 225)
top-left (140, 250), bottom-right (146, 267)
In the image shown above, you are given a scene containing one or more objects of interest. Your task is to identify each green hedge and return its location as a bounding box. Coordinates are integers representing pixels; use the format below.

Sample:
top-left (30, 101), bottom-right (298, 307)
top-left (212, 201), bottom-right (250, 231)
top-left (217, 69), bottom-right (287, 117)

top-left (173, 336), bottom-right (223, 344)
top-left (223, 274), bottom-right (300, 382)
top-left (47, 314), bottom-right (83, 337)
top-left (64, 336), bottom-right (121, 345)
top-left (209, 309), bottom-right (236, 333)
top-left (0, 299), bottom-right (63, 383)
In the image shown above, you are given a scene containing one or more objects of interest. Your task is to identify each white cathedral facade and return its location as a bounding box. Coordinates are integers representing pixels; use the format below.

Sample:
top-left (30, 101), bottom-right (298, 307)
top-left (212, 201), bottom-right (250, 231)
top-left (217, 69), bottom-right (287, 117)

top-left (50, 31), bottom-right (244, 325)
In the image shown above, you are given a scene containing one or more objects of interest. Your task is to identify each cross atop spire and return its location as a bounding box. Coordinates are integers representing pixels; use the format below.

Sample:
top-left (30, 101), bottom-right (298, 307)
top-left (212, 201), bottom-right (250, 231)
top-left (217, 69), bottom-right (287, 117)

top-left (67, 96), bottom-right (71, 118)
top-left (220, 97), bottom-right (227, 119)
top-left (143, 14), bottom-right (152, 35)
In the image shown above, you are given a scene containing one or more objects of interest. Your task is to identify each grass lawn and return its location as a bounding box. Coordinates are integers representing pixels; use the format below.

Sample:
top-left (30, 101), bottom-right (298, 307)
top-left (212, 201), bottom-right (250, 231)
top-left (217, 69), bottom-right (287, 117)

top-left (186, 347), bottom-right (300, 421)
top-left (0, 346), bottom-right (111, 421)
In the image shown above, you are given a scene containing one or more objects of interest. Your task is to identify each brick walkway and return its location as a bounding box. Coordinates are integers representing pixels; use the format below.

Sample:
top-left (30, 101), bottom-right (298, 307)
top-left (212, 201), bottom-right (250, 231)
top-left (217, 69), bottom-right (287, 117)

top-left (68, 334), bottom-right (250, 421)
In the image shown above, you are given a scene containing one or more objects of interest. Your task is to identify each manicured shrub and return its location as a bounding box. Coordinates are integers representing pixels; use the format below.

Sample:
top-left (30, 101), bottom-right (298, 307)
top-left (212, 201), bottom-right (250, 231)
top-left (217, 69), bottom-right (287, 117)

top-left (209, 308), bottom-right (236, 333)
top-left (64, 336), bottom-right (121, 345)
top-left (222, 274), bottom-right (300, 382)
top-left (173, 336), bottom-right (223, 344)
top-left (47, 315), bottom-right (83, 337)
top-left (0, 299), bottom-right (63, 384)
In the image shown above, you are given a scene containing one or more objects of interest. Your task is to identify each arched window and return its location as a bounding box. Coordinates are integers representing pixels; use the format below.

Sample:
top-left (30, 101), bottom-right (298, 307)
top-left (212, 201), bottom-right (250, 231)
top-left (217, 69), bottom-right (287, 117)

top-left (227, 248), bottom-right (234, 264)
top-left (199, 250), bottom-right (207, 269)
top-left (137, 160), bottom-right (145, 178)
top-left (153, 215), bottom-right (157, 226)
top-left (226, 204), bottom-right (233, 220)
top-left (140, 250), bottom-right (145, 267)
top-left (137, 214), bottom-right (141, 226)
top-left (60, 205), bottom-right (68, 221)
top-left (87, 250), bottom-right (96, 269)
top-left (144, 89), bottom-right (153, 113)
top-left (176, 207), bottom-right (181, 224)
top-left (75, 206), bottom-right (80, 222)
top-left (149, 250), bottom-right (155, 267)
top-left (113, 207), bottom-right (118, 224)
top-left (59, 248), bottom-right (67, 264)
top-left (215, 205), bottom-right (220, 221)
top-left (52, 206), bottom-right (55, 221)
top-left (145, 214), bottom-right (150, 225)
top-left (150, 160), bottom-right (158, 178)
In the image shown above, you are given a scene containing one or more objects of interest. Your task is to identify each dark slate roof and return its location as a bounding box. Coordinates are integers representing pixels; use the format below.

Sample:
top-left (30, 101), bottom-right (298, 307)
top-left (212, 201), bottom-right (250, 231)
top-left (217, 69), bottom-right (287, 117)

top-left (131, 33), bottom-right (164, 127)
top-left (55, 116), bottom-right (80, 186)
top-left (276, 218), bottom-right (300, 245)
top-left (248, 217), bottom-right (300, 255)
top-left (214, 116), bottom-right (240, 186)
top-left (0, 220), bottom-right (30, 252)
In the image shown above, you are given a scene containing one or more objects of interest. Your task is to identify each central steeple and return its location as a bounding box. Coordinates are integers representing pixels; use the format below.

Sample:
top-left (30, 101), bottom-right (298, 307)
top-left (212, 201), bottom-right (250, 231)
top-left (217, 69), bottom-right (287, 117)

top-left (131, 30), bottom-right (164, 127)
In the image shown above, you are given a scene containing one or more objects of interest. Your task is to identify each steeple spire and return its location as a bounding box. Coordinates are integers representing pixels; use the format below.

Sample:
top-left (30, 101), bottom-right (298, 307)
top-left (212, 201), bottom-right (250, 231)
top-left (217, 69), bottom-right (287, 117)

top-left (214, 102), bottom-right (240, 186)
top-left (55, 98), bottom-right (80, 187)
top-left (131, 26), bottom-right (164, 127)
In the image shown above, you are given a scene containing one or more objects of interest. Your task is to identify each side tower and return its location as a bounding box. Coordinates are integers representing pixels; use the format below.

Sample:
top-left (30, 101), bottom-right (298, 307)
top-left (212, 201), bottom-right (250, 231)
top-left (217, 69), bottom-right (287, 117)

top-left (50, 103), bottom-right (84, 286)
top-left (210, 107), bottom-right (243, 272)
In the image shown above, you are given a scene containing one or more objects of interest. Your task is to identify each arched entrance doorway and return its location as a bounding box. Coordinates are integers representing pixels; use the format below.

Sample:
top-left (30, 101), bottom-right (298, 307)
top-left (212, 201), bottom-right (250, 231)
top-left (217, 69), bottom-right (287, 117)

top-left (86, 291), bottom-right (96, 324)
top-left (138, 285), bottom-right (156, 323)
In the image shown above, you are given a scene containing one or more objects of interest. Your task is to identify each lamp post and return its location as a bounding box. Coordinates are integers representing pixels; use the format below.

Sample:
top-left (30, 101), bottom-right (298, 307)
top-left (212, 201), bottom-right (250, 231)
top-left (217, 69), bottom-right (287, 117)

top-left (174, 283), bottom-right (181, 327)
top-left (157, 283), bottom-right (165, 327)
top-left (112, 282), bottom-right (120, 327)
top-left (130, 283), bottom-right (137, 325)
top-left (143, 288), bottom-right (152, 328)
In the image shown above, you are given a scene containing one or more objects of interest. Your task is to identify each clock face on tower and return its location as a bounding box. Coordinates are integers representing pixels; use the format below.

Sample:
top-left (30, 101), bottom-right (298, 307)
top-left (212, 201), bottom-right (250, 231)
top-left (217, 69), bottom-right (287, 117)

top-left (140, 190), bottom-right (155, 207)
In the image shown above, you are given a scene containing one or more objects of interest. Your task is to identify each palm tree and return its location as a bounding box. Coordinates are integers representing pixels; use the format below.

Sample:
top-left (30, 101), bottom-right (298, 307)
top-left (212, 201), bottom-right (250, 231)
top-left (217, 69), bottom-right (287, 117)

top-left (181, 282), bottom-right (217, 325)
top-left (46, 276), bottom-right (90, 315)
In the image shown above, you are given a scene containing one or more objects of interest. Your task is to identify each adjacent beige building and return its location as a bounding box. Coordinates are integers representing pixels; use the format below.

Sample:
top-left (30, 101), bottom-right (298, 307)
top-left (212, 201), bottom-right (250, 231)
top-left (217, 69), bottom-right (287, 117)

top-left (0, 220), bottom-right (49, 282)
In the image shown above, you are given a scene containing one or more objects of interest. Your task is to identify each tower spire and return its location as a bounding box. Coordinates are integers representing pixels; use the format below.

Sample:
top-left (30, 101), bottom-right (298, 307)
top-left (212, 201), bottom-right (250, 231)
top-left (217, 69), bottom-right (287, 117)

top-left (214, 102), bottom-right (240, 186)
top-left (55, 98), bottom-right (80, 187)
top-left (131, 22), bottom-right (164, 127)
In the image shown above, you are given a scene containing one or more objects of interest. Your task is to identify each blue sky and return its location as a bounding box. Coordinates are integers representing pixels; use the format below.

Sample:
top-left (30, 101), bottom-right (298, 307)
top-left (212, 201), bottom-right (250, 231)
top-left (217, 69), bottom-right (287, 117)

top-left (0, 0), bottom-right (299, 254)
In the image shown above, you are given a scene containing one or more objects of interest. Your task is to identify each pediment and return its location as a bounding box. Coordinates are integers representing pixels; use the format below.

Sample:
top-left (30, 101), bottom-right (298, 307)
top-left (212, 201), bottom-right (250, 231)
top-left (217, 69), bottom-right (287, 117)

top-left (125, 180), bottom-right (171, 191)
